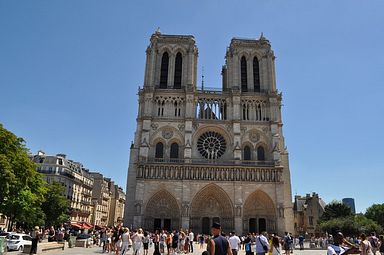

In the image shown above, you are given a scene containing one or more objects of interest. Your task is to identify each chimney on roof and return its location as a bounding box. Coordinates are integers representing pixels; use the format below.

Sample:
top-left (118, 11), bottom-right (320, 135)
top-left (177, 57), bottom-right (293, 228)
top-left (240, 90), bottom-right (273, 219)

top-left (56, 154), bottom-right (66, 159)
top-left (37, 150), bottom-right (45, 156)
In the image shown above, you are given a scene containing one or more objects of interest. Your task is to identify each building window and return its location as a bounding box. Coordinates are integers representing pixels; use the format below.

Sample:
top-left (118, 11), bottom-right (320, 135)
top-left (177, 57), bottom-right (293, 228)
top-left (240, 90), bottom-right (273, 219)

top-left (309, 216), bottom-right (314, 226)
top-left (257, 146), bottom-right (265, 161)
top-left (253, 57), bottom-right (260, 92)
top-left (241, 56), bottom-right (247, 91)
top-left (160, 52), bottom-right (169, 88)
top-left (170, 143), bottom-right (179, 159)
top-left (174, 52), bottom-right (182, 88)
top-left (155, 142), bottom-right (164, 158)
top-left (243, 146), bottom-right (251, 160)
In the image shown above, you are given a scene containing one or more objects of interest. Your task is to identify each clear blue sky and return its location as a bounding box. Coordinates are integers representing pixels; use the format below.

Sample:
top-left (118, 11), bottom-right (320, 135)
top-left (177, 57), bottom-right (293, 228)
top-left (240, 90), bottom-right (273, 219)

top-left (1, 0), bottom-right (383, 213)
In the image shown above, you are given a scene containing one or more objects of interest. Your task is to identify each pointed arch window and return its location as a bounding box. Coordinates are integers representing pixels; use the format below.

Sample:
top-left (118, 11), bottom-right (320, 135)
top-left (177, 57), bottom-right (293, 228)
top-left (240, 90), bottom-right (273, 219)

top-left (160, 52), bottom-right (169, 88)
top-left (241, 56), bottom-right (248, 92)
top-left (253, 57), bottom-right (260, 92)
top-left (174, 52), bottom-right (182, 89)
top-left (170, 143), bottom-right (179, 159)
top-left (257, 146), bottom-right (265, 161)
top-left (155, 142), bottom-right (164, 158)
top-left (243, 146), bottom-right (251, 160)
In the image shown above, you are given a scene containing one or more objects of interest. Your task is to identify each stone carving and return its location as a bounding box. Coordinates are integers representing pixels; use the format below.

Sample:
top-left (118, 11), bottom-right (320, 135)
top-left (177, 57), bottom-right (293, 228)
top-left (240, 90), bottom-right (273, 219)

top-left (162, 130), bottom-right (173, 139)
top-left (178, 124), bottom-right (185, 131)
top-left (250, 132), bottom-right (260, 143)
top-left (182, 203), bottom-right (190, 217)
top-left (241, 127), bottom-right (247, 134)
top-left (141, 138), bottom-right (148, 147)
top-left (192, 122), bottom-right (199, 130)
top-left (226, 124), bottom-right (232, 132)
top-left (262, 127), bottom-right (269, 133)
top-left (235, 205), bottom-right (242, 217)
top-left (151, 123), bottom-right (159, 130)
top-left (134, 201), bottom-right (142, 215)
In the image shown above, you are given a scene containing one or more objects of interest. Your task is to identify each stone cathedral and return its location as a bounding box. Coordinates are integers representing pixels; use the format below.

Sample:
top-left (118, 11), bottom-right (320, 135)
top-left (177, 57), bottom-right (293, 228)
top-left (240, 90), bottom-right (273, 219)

top-left (124, 31), bottom-right (294, 235)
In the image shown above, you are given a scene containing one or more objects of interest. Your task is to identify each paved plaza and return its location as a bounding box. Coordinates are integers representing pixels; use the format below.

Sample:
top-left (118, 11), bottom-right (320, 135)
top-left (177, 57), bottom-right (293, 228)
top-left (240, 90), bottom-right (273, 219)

top-left (9, 243), bottom-right (327, 255)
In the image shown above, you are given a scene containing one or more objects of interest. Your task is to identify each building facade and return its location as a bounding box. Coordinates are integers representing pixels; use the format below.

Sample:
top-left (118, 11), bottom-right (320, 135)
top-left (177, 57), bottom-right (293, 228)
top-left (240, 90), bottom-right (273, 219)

top-left (90, 173), bottom-right (112, 226)
top-left (342, 198), bottom-right (356, 214)
top-left (293, 193), bottom-right (326, 237)
top-left (108, 183), bottom-right (126, 226)
top-left (31, 151), bottom-right (94, 224)
top-left (124, 31), bottom-right (294, 235)
top-left (31, 151), bottom-right (125, 227)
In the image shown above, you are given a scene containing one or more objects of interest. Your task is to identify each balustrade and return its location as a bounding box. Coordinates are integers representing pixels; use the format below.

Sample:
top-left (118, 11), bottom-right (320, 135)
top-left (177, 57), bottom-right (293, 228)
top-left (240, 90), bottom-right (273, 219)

top-left (136, 164), bottom-right (282, 182)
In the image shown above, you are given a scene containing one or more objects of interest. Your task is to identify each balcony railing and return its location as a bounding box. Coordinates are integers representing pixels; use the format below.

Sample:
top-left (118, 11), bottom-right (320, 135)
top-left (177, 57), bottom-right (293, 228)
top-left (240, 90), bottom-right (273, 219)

top-left (143, 158), bottom-right (276, 167)
top-left (136, 163), bottom-right (282, 183)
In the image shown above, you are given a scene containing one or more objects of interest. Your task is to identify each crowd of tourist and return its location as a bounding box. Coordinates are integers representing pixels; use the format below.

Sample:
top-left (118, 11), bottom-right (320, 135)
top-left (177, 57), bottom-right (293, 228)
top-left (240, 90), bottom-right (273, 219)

top-left (2, 224), bottom-right (384, 255)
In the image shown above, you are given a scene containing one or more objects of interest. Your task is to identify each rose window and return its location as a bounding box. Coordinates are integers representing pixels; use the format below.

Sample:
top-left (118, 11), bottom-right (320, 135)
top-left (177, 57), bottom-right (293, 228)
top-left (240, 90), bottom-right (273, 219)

top-left (197, 131), bottom-right (226, 159)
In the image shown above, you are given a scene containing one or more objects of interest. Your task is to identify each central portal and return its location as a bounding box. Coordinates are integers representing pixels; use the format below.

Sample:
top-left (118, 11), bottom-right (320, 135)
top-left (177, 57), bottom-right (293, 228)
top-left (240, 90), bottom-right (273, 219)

top-left (190, 184), bottom-right (234, 234)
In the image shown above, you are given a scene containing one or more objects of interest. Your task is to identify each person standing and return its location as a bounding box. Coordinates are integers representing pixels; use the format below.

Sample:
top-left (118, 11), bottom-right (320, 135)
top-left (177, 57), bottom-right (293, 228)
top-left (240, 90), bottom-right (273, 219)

top-left (327, 232), bottom-right (359, 255)
top-left (369, 233), bottom-right (379, 255)
top-left (271, 236), bottom-right (281, 255)
top-left (298, 235), bottom-right (304, 251)
top-left (121, 228), bottom-right (131, 255)
top-left (189, 230), bottom-right (194, 253)
top-left (361, 233), bottom-right (374, 255)
top-left (229, 232), bottom-right (241, 255)
top-left (30, 226), bottom-right (40, 255)
top-left (208, 222), bottom-right (233, 255)
top-left (255, 232), bottom-right (269, 255)
top-left (378, 235), bottom-right (384, 255)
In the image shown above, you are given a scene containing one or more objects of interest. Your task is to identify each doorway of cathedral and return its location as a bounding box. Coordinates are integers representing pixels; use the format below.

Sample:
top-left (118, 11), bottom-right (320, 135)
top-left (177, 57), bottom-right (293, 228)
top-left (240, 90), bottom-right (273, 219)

top-left (249, 218), bottom-right (257, 233)
top-left (202, 217), bottom-right (210, 234)
top-left (154, 218), bottom-right (161, 231)
top-left (164, 219), bottom-right (171, 231)
top-left (258, 218), bottom-right (266, 233)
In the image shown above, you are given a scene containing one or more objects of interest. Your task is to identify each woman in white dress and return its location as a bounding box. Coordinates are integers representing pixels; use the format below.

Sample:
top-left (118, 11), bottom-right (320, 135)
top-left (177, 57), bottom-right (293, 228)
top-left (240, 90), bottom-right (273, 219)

top-left (132, 228), bottom-right (144, 255)
top-left (360, 233), bottom-right (374, 255)
top-left (271, 236), bottom-right (282, 255)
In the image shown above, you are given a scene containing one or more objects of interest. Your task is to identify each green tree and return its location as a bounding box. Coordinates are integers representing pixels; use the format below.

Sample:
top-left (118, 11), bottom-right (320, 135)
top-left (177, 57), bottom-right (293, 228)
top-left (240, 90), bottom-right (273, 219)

top-left (0, 124), bottom-right (47, 230)
top-left (320, 215), bottom-right (382, 236)
top-left (365, 204), bottom-right (384, 229)
top-left (42, 182), bottom-right (70, 227)
top-left (319, 200), bottom-right (352, 223)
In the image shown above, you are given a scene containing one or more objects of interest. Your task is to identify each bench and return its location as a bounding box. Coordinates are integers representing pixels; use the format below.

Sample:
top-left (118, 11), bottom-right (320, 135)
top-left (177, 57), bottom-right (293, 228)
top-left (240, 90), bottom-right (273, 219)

top-left (23, 242), bottom-right (65, 254)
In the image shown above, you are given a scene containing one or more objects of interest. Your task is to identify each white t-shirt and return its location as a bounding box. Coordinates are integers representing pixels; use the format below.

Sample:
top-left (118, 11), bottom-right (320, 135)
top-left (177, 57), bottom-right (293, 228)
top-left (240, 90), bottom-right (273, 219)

top-left (229, 235), bottom-right (241, 250)
top-left (189, 232), bottom-right (194, 242)
top-left (327, 244), bottom-right (346, 255)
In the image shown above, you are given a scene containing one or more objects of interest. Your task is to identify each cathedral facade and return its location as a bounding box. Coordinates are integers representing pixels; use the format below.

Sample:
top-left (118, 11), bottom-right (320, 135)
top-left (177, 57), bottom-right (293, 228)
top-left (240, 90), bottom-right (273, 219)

top-left (124, 31), bottom-right (294, 235)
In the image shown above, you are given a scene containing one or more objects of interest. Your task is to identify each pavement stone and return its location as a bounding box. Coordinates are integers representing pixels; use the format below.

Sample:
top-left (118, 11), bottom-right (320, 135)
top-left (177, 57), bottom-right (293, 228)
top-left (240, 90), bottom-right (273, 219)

top-left (9, 243), bottom-right (327, 255)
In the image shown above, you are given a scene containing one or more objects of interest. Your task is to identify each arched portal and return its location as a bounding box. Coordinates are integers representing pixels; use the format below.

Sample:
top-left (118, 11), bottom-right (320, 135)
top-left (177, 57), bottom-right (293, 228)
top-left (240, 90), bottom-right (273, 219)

top-left (144, 190), bottom-right (180, 231)
top-left (190, 184), bottom-right (234, 233)
top-left (243, 190), bottom-right (276, 233)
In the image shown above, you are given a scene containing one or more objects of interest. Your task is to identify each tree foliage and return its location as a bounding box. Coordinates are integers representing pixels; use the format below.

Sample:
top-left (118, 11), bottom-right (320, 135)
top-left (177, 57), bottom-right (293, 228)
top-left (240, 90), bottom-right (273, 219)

top-left (0, 124), bottom-right (47, 229)
top-left (42, 182), bottom-right (70, 227)
top-left (319, 200), bottom-right (352, 223)
top-left (320, 215), bottom-right (382, 236)
top-left (365, 204), bottom-right (384, 230)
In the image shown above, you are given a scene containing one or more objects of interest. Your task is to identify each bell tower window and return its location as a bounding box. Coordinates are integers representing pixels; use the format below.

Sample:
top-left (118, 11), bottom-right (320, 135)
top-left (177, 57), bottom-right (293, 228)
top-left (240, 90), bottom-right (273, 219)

top-left (174, 52), bottom-right (182, 89)
top-left (160, 52), bottom-right (169, 88)
top-left (170, 143), bottom-right (179, 159)
top-left (241, 56), bottom-right (247, 92)
top-left (257, 146), bottom-right (265, 161)
top-left (243, 146), bottom-right (251, 160)
top-left (253, 57), bottom-right (260, 92)
top-left (155, 142), bottom-right (164, 159)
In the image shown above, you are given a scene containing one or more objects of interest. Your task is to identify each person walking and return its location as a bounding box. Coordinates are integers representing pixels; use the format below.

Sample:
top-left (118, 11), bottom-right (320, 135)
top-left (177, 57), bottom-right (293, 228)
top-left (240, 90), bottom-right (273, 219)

top-left (229, 232), bottom-right (241, 255)
top-left (327, 232), bottom-right (359, 255)
top-left (208, 222), bottom-right (233, 255)
top-left (271, 236), bottom-right (281, 255)
top-left (121, 228), bottom-right (131, 255)
top-left (361, 233), bottom-right (374, 255)
top-left (255, 232), bottom-right (269, 255)
top-left (189, 230), bottom-right (194, 253)
top-left (30, 226), bottom-right (40, 255)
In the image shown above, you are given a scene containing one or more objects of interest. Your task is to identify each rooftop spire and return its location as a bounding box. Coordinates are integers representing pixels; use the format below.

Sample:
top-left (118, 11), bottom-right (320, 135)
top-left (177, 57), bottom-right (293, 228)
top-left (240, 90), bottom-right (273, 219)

top-left (201, 66), bottom-right (205, 90)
